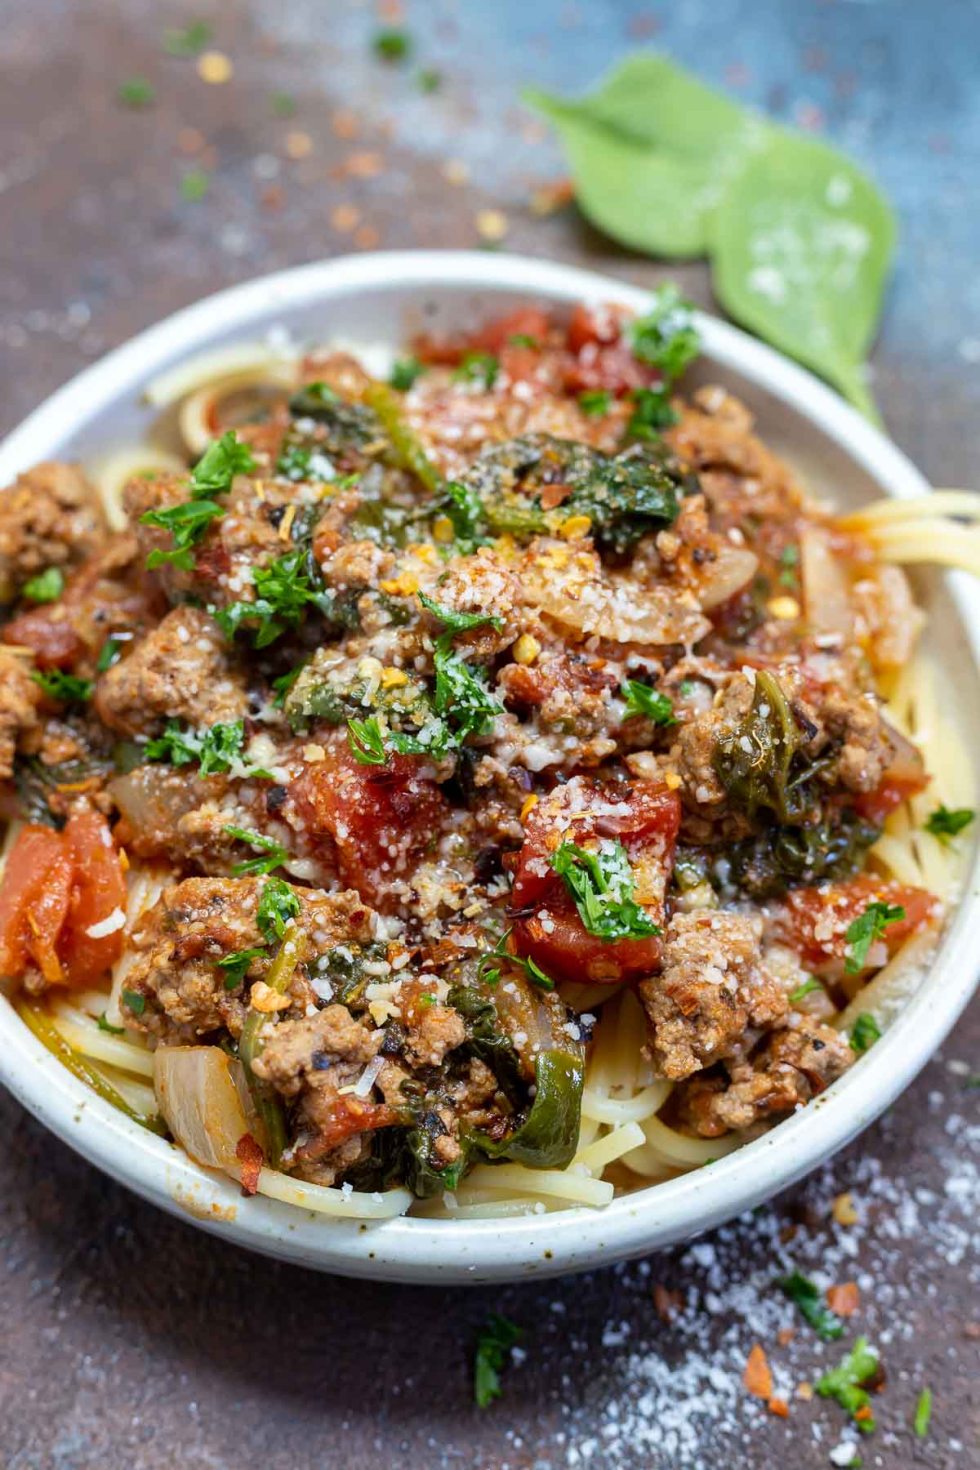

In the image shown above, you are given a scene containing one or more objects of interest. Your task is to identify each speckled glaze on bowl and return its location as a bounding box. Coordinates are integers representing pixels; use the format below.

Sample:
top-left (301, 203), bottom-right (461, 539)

top-left (1, 251), bottom-right (977, 1284)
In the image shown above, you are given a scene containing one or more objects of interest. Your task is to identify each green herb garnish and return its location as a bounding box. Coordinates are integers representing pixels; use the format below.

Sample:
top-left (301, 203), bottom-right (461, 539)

top-left (271, 91), bottom-right (297, 117)
top-left (373, 28), bottom-right (411, 62)
top-left (844, 902), bottom-right (905, 975)
top-left (913, 1386), bottom-right (932, 1439)
top-left (224, 827), bottom-right (289, 877)
top-left (474, 1314), bottom-right (522, 1408)
top-left (21, 567), bottom-right (64, 603)
top-left (478, 929), bottom-right (555, 991)
top-left (779, 543), bottom-right (800, 588)
top-left (117, 77), bottom-right (155, 108)
top-left (629, 284), bottom-right (700, 384)
top-left (777, 1269), bottom-right (844, 1340)
top-left (849, 1012), bottom-right (882, 1054)
top-left (31, 670), bottom-right (93, 704)
top-left (418, 591), bottom-right (503, 638)
top-left (257, 876), bottom-right (301, 941)
top-left (925, 805), bottom-right (975, 843)
top-left (815, 1337), bottom-right (879, 1431)
top-left (96, 637), bottom-right (123, 673)
top-left (141, 431), bottom-right (254, 568)
top-left (347, 716), bottom-right (388, 766)
top-left (97, 1013), bottom-right (124, 1035)
top-left (788, 977), bottom-right (823, 1005)
top-left (453, 351), bottom-right (499, 390)
top-left (180, 169), bottom-right (210, 202)
top-left (552, 839), bottom-right (659, 942)
top-left (625, 385), bottom-right (677, 439)
top-left (164, 21), bottom-right (211, 55)
top-left (217, 947), bottom-right (265, 989)
top-left (214, 548), bottom-right (330, 647)
top-left (144, 719), bottom-right (262, 777)
top-left (122, 989), bottom-right (145, 1017)
top-left (621, 678), bottom-right (675, 725)
top-left (389, 357), bottom-right (425, 391)
top-left (578, 389), bottom-right (611, 417)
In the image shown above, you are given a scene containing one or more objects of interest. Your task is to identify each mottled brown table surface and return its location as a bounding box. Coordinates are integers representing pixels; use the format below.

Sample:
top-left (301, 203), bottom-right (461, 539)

top-left (1, 4), bottom-right (978, 1468)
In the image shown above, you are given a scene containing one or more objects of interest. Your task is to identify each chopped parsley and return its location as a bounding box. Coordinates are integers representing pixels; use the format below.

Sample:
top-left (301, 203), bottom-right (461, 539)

top-left (417, 591), bottom-right (503, 638)
top-left (214, 548), bottom-right (331, 647)
top-left (163, 21), bottom-right (212, 55)
top-left (578, 389), bottom-right (611, 417)
top-left (844, 901), bottom-right (905, 975)
top-left (271, 664), bottom-right (304, 707)
top-left (508, 333), bottom-right (540, 349)
top-left (438, 480), bottom-right (490, 551)
top-left (96, 637), bottom-right (123, 673)
top-left (271, 91), bottom-right (297, 117)
top-left (180, 169), bottom-right (210, 202)
top-left (417, 67), bottom-right (442, 94)
top-left (815, 1336), bottom-right (880, 1432)
top-left (621, 678), bottom-right (675, 726)
top-left (217, 947), bottom-right (265, 989)
top-left (913, 1386), bottom-right (933, 1438)
top-left (257, 876), bottom-right (301, 941)
top-left (373, 28), bottom-right (411, 62)
top-left (478, 930), bottom-right (555, 991)
top-left (453, 351), bottom-right (499, 390)
top-left (122, 988), bottom-right (145, 1017)
top-left (117, 77), bottom-right (155, 108)
top-left (348, 716), bottom-right (388, 765)
top-left (925, 804), bottom-right (974, 842)
top-left (97, 1012), bottom-right (124, 1035)
top-left (777, 1269), bottom-right (844, 1340)
top-left (474, 1313), bottom-right (521, 1408)
top-left (551, 839), bottom-right (659, 942)
top-left (224, 826), bottom-right (289, 877)
top-left (629, 284), bottom-right (700, 383)
top-left (141, 430), bottom-right (254, 568)
top-left (788, 977), bottom-right (823, 1005)
top-left (625, 385), bottom-right (677, 439)
top-left (432, 640), bottom-right (501, 741)
top-left (21, 567), bottom-right (64, 603)
top-left (779, 543), bottom-right (800, 588)
top-left (849, 1012), bottom-right (882, 1055)
top-left (144, 719), bottom-right (265, 778)
top-left (31, 670), bottom-right (93, 704)
top-left (389, 357), bottom-right (425, 391)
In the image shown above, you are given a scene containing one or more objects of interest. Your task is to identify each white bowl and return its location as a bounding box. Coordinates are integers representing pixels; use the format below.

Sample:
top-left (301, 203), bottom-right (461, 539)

top-left (1, 251), bottom-right (978, 1284)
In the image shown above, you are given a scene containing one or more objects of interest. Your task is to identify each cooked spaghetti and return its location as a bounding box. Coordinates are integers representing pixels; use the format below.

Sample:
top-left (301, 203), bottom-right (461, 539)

top-left (0, 291), bottom-right (974, 1222)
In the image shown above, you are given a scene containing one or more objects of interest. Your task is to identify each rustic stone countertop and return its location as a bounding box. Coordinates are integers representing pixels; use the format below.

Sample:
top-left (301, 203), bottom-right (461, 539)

top-left (0, 4), bottom-right (978, 1467)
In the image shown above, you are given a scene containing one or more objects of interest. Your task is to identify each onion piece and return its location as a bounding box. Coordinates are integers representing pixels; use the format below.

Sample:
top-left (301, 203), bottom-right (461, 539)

top-left (153, 1045), bottom-right (252, 1175)
top-left (524, 564), bottom-right (709, 647)
top-left (144, 345), bottom-right (297, 407)
top-left (693, 544), bottom-right (759, 610)
top-left (179, 369), bottom-right (296, 457)
top-left (801, 525), bottom-right (854, 639)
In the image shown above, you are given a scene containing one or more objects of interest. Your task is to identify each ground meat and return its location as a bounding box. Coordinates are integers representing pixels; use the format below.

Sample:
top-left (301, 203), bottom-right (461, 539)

top-left (400, 980), bottom-right (466, 1067)
top-left (252, 1004), bottom-right (394, 1182)
top-left (639, 910), bottom-right (787, 1080)
top-left (0, 649), bottom-right (41, 779)
top-left (672, 1016), bottom-right (854, 1137)
top-left (94, 606), bottom-right (248, 736)
top-left (0, 462), bottom-right (105, 603)
top-left (425, 548), bottom-right (522, 657)
top-left (120, 877), bottom-right (375, 1041)
top-left (666, 387), bottom-right (805, 529)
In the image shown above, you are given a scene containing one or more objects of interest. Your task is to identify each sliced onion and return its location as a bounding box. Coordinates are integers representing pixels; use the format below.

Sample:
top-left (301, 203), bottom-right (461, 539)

top-left (153, 1045), bottom-right (251, 1174)
top-left (144, 346), bottom-right (297, 407)
top-left (693, 544), bottom-right (759, 610)
top-left (179, 369), bottom-right (296, 457)
top-left (108, 767), bottom-right (203, 837)
top-left (524, 567), bottom-right (709, 647)
top-left (801, 525), bottom-right (853, 639)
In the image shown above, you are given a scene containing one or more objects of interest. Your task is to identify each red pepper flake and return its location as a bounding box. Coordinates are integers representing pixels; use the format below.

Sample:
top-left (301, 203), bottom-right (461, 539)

top-left (529, 177), bottom-right (574, 217)
top-left (235, 1132), bottom-right (264, 1196)
top-left (652, 1284), bottom-right (683, 1323)
top-left (331, 108), bottom-right (359, 139)
top-left (768, 1397), bottom-right (790, 1418)
top-left (826, 1282), bottom-right (860, 1317)
top-left (743, 1344), bottom-right (773, 1400)
top-left (854, 1403), bottom-right (875, 1425)
top-left (777, 1327), bottom-right (795, 1347)
top-left (345, 150), bottom-right (384, 178)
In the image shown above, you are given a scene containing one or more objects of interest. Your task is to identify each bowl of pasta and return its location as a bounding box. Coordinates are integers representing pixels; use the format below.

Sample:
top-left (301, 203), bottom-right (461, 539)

top-left (0, 250), bottom-right (977, 1283)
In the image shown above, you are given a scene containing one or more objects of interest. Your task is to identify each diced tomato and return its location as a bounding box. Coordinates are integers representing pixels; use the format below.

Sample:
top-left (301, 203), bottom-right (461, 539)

top-left (497, 343), bottom-right (542, 384)
top-left (563, 340), bottom-right (654, 397)
top-left (852, 769), bottom-right (929, 825)
top-left (472, 307), bottom-right (551, 355)
top-left (566, 303), bottom-right (623, 352)
top-left (61, 808), bottom-right (128, 986)
top-left (777, 874), bottom-right (941, 973)
top-left (0, 811), bottom-right (126, 987)
top-left (511, 778), bottom-right (681, 983)
top-left (1, 607), bottom-right (84, 668)
top-left (287, 736), bottom-right (449, 908)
